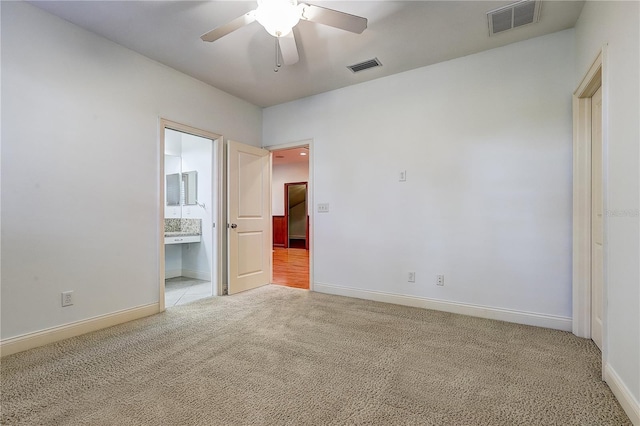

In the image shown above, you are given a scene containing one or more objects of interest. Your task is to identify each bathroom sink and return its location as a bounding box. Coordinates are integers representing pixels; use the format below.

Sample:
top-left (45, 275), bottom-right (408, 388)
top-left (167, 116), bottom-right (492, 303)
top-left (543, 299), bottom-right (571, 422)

top-left (164, 233), bottom-right (201, 244)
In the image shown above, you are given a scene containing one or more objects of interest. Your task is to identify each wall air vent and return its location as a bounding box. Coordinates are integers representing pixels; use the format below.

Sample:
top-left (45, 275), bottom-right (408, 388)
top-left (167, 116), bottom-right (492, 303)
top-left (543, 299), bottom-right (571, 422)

top-left (347, 58), bottom-right (382, 73)
top-left (487, 0), bottom-right (541, 36)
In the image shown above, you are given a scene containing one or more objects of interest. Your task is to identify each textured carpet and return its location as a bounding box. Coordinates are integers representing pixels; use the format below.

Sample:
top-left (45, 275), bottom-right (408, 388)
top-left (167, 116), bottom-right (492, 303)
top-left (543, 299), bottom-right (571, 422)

top-left (0, 285), bottom-right (631, 425)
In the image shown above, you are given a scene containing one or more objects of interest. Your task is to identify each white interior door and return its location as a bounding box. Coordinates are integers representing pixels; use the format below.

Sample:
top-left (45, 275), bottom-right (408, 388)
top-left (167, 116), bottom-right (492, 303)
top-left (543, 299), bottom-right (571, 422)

top-left (227, 140), bottom-right (272, 295)
top-left (591, 86), bottom-right (603, 350)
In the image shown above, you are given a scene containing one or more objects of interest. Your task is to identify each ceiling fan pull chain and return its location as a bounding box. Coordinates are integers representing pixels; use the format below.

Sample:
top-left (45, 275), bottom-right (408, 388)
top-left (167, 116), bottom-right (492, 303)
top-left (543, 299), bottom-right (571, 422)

top-left (274, 36), bottom-right (282, 72)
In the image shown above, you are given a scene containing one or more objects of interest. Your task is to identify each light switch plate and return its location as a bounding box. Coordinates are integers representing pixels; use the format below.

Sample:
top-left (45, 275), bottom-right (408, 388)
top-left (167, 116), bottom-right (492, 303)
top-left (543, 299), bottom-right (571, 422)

top-left (317, 203), bottom-right (330, 213)
top-left (399, 171), bottom-right (407, 182)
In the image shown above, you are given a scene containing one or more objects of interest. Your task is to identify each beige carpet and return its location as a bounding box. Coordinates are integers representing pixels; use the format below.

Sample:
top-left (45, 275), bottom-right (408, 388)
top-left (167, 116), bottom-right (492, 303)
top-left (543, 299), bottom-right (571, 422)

top-left (0, 285), bottom-right (631, 425)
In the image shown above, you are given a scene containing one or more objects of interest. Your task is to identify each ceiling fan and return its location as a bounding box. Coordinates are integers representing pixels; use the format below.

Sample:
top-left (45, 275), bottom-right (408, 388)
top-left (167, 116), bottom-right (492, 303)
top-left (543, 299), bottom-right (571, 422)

top-left (200, 0), bottom-right (368, 70)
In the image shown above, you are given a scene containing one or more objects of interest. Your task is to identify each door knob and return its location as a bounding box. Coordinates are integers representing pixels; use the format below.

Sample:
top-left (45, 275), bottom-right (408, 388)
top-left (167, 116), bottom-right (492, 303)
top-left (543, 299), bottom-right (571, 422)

top-left (230, 223), bottom-right (238, 229)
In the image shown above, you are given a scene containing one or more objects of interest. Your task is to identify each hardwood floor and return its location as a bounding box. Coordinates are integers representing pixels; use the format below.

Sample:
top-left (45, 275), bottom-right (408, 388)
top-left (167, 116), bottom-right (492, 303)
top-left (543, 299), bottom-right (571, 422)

top-left (272, 248), bottom-right (309, 289)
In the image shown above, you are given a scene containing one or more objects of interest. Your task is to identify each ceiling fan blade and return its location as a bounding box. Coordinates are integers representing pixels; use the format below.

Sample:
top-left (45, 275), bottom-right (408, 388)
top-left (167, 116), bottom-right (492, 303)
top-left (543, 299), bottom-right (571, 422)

top-left (300, 4), bottom-right (367, 34)
top-left (278, 32), bottom-right (299, 65)
top-left (200, 11), bottom-right (256, 42)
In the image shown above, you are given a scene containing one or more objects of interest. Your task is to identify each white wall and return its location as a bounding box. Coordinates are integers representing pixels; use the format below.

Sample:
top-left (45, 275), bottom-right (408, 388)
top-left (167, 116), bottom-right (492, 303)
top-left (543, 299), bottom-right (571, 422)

top-left (164, 153), bottom-right (181, 218)
top-left (0, 2), bottom-right (261, 340)
top-left (164, 131), bottom-right (182, 157)
top-left (272, 162), bottom-right (309, 216)
top-left (264, 30), bottom-right (575, 320)
top-left (181, 133), bottom-right (213, 280)
top-left (165, 245), bottom-right (182, 278)
top-left (164, 131), bottom-right (182, 272)
top-left (575, 0), bottom-right (640, 412)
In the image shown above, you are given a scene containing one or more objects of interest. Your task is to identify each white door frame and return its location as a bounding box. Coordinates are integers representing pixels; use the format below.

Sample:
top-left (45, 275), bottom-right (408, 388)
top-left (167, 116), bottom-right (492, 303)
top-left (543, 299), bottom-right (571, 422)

top-left (159, 119), bottom-right (225, 311)
top-left (266, 139), bottom-right (314, 290)
top-left (572, 48), bottom-right (608, 362)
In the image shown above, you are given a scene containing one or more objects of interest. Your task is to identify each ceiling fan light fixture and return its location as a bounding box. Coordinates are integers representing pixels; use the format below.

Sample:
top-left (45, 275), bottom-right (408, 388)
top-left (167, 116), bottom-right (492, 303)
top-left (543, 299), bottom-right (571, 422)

top-left (255, 0), bottom-right (302, 37)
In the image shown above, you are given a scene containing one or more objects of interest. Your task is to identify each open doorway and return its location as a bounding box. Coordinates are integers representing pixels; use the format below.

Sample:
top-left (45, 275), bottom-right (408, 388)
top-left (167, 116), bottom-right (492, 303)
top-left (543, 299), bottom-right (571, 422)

top-left (270, 145), bottom-right (310, 289)
top-left (160, 120), bottom-right (223, 309)
top-left (285, 182), bottom-right (308, 249)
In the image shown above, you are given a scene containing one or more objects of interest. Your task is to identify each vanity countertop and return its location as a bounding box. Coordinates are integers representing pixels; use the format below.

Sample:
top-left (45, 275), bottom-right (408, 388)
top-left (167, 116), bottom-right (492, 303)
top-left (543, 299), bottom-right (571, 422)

top-left (165, 231), bottom-right (201, 237)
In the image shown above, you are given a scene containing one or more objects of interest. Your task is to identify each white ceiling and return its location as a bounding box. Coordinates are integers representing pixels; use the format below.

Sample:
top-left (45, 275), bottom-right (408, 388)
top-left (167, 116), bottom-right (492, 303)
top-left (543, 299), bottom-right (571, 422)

top-left (272, 146), bottom-right (310, 165)
top-left (29, 1), bottom-right (585, 108)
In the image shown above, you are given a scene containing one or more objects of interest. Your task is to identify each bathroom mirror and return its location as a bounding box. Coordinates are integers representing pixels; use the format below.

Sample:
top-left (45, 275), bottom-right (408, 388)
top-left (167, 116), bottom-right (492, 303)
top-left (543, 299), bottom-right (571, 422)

top-left (165, 170), bottom-right (198, 206)
top-left (166, 173), bottom-right (181, 206)
top-left (182, 171), bottom-right (198, 205)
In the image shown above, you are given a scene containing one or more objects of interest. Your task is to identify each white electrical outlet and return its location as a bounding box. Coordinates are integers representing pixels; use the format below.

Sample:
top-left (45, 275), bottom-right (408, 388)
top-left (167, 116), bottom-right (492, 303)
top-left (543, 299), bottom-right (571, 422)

top-left (61, 291), bottom-right (74, 307)
top-left (399, 170), bottom-right (407, 182)
top-left (436, 275), bottom-right (445, 286)
top-left (408, 272), bottom-right (416, 283)
top-left (317, 203), bottom-right (330, 213)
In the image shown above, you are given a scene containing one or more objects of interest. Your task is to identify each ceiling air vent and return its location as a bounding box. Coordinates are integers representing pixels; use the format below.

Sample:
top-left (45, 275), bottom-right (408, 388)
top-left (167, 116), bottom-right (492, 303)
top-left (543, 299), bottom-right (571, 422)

top-left (487, 0), bottom-right (541, 36)
top-left (347, 58), bottom-right (382, 73)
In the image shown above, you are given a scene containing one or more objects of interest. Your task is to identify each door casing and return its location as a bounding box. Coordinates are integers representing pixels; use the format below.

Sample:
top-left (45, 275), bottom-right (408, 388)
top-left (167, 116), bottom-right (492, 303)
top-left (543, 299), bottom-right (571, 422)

top-left (572, 48), bottom-right (608, 368)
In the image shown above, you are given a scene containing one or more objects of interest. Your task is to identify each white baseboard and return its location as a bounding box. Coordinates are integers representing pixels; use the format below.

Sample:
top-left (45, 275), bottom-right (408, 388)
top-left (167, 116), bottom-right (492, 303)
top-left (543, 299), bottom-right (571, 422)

top-left (182, 269), bottom-right (211, 281)
top-left (604, 363), bottom-right (640, 425)
top-left (314, 282), bottom-right (572, 331)
top-left (165, 269), bottom-right (210, 280)
top-left (0, 303), bottom-right (160, 357)
top-left (165, 269), bottom-right (182, 279)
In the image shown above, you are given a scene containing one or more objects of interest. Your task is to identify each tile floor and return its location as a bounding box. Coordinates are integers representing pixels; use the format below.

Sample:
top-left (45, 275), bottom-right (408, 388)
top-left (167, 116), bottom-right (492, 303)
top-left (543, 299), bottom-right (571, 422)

top-left (165, 277), bottom-right (212, 307)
